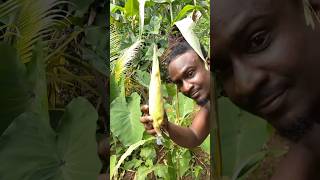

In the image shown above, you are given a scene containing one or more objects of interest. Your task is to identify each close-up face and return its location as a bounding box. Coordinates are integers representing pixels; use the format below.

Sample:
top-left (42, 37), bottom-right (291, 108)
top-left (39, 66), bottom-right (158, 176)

top-left (168, 50), bottom-right (210, 105)
top-left (212, 0), bottom-right (320, 136)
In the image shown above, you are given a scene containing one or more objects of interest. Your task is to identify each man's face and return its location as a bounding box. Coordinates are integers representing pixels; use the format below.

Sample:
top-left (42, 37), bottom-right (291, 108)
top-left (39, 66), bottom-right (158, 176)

top-left (168, 50), bottom-right (210, 105)
top-left (212, 0), bottom-right (320, 135)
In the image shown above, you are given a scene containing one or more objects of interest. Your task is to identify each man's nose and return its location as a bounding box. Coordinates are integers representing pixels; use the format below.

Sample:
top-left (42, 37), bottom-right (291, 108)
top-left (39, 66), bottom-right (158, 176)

top-left (180, 80), bottom-right (193, 94)
top-left (231, 60), bottom-right (268, 103)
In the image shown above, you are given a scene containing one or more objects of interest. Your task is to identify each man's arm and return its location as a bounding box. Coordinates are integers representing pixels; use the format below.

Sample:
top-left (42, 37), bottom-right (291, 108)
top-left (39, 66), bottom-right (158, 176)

top-left (164, 103), bottom-right (210, 148)
top-left (140, 103), bottom-right (210, 148)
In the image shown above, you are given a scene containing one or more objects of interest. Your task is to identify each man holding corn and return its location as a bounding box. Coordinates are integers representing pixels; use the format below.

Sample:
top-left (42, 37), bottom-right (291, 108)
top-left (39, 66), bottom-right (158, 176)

top-left (140, 17), bottom-right (211, 148)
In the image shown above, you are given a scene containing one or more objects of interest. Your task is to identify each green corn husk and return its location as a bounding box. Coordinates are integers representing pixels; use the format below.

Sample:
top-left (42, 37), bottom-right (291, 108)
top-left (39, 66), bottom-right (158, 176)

top-left (149, 45), bottom-right (164, 145)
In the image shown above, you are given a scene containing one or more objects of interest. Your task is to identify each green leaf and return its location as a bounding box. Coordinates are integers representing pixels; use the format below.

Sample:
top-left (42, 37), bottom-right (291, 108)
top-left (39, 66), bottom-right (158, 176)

top-left (136, 164), bottom-right (167, 180)
top-left (110, 92), bottom-right (144, 146)
top-left (140, 146), bottom-right (156, 160)
top-left (135, 70), bottom-right (150, 88)
top-left (193, 165), bottom-right (203, 179)
top-left (218, 97), bottom-right (269, 177)
top-left (145, 15), bottom-right (162, 34)
top-left (124, 158), bottom-right (143, 169)
top-left (173, 5), bottom-right (195, 23)
top-left (111, 4), bottom-right (124, 13)
top-left (125, 0), bottom-right (139, 18)
top-left (166, 83), bottom-right (177, 98)
top-left (145, 159), bottom-right (153, 167)
top-left (112, 138), bottom-right (154, 178)
top-left (70, 0), bottom-right (95, 17)
top-left (85, 26), bottom-right (107, 51)
top-left (231, 151), bottom-right (267, 180)
top-left (110, 73), bottom-right (120, 102)
top-left (200, 134), bottom-right (210, 154)
top-left (178, 149), bottom-right (191, 176)
top-left (175, 92), bottom-right (195, 120)
top-left (0, 97), bottom-right (101, 180)
top-left (82, 46), bottom-right (108, 76)
top-left (154, 164), bottom-right (169, 179)
top-left (110, 155), bottom-right (117, 177)
top-left (0, 43), bottom-right (30, 135)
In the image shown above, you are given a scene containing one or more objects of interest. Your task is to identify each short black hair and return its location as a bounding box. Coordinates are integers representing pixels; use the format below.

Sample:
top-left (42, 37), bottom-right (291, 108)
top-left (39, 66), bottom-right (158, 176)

top-left (160, 27), bottom-right (207, 82)
top-left (161, 26), bottom-right (207, 68)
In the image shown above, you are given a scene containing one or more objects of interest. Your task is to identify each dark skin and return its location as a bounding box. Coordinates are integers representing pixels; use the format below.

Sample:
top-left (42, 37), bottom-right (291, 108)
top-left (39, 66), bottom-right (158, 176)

top-left (140, 50), bottom-right (211, 148)
top-left (212, 0), bottom-right (320, 179)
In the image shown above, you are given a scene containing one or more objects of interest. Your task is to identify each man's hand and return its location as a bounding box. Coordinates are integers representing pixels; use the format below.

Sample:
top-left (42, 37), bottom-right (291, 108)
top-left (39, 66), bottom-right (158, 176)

top-left (140, 104), bottom-right (168, 136)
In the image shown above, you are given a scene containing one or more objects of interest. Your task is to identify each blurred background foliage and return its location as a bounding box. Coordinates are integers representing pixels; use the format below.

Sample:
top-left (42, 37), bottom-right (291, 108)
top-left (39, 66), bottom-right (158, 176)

top-left (0, 0), bottom-right (108, 179)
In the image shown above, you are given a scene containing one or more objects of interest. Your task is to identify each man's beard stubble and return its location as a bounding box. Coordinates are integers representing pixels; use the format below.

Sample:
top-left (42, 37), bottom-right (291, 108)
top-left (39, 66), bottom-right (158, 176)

top-left (277, 117), bottom-right (314, 142)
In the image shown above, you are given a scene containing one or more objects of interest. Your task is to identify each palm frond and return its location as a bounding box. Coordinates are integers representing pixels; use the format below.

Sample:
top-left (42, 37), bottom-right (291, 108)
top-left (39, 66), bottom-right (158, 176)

top-left (16, 0), bottom-right (71, 63)
top-left (0, 0), bottom-right (21, 18)
top-left (0, 0), bottom-right (71, 63)
top-left (110, 24), bottom-right (121, 62)
top-left (113, 40), bottom-right (142, 84)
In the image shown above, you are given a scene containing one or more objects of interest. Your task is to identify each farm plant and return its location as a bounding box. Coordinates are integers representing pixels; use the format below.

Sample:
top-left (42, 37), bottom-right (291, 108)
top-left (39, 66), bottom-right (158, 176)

top-left (110, 0), bottom-right (211, 179)
top-left (0, 0), bottom-right (108, 179)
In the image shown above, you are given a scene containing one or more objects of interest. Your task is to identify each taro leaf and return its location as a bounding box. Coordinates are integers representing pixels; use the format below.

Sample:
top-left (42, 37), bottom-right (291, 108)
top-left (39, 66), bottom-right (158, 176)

top-left (110, 92), bottom-right (144, 146)
top-left (166, 83), bottom-right (177, 98)
top-left (0, 98), bottom-right (101, 180)
top-left (175, 92), bottom-right (195, 119)
top-left (231, 151), bottom-right (267, 180)
top-left (0, 43), bottom-right (30, 135)
top-left (218, 97), bottom-right (269, 177)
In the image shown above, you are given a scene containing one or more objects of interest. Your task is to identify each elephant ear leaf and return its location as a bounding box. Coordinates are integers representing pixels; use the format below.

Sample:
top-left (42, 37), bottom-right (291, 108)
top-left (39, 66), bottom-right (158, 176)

top-left (0, 42), bottom-right (101, 180)
top-left (0, 98), bottom-right (101, 180)
top-left (0, 43), bottom-right (31, 135)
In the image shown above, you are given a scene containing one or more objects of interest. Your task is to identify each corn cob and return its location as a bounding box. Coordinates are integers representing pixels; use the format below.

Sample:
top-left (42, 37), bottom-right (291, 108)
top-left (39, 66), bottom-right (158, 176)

top-left (149, 45), bottom-right (164, 145)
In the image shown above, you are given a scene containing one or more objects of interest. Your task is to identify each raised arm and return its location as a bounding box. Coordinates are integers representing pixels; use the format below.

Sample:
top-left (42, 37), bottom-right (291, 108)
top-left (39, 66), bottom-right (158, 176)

top-left (140, 103), bottom-right (210, 148)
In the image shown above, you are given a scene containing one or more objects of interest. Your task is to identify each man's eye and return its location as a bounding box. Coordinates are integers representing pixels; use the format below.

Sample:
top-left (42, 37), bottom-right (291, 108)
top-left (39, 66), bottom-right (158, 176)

top-left (246, 30), bottom-right (271, 53)
top-left (187, 70), bottom-right (195, 78)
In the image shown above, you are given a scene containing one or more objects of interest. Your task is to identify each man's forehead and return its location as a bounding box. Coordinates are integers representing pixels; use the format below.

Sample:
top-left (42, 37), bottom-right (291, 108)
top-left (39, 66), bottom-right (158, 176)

top-left (211, 0), bottom-right (283, 52)
top-left (212, 0), bottom-right (275, 31)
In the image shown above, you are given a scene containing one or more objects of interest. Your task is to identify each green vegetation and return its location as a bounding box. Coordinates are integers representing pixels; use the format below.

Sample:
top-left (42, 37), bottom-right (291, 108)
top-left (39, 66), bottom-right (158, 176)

top-left (0, 0), bottom-right (107, 179)
top-left (110, 0), bottom-right (210, 179)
